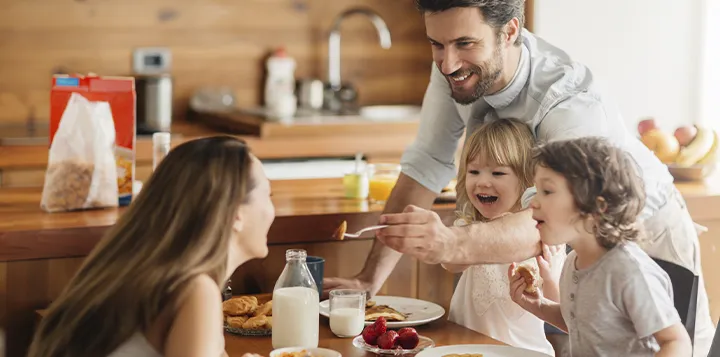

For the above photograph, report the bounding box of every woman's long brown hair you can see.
[28,136,256,357]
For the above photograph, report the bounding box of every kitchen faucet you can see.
[325,8,392,112]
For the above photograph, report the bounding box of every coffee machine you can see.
[133,47,173,135]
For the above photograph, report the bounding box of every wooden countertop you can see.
[0,178,455,262]
[1,173,718,263]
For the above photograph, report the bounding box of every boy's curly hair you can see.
[532,137,646,249]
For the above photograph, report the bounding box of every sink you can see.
[359,105,421,121]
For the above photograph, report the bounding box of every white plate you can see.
[415,344,552,357]
[319,296,446,328]
[270,347,341,357]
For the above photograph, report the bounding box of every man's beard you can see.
[444,46,504,105]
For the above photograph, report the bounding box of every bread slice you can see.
[515,264,542,295]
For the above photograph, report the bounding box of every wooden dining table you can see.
[224,317,505,357]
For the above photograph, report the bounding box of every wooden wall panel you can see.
[0,0,430,125]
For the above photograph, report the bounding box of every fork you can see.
[343,225,389,238]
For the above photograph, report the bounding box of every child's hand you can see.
[508,263,543,314]
[537,244,563,281]
[536,244,562,302]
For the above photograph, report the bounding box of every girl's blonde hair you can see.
[28,136,256,357]
[456,118,535,222]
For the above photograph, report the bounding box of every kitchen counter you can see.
[1,174,719,262]
[0,178,456,262]
[1,176,719,357]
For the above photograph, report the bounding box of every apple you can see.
[674,125,698,147]
[377,330,399,350]
[640,129,680,163]
[638,118,658,136]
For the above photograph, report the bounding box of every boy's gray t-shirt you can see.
[560,242,681,356]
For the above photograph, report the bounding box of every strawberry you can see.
[397,328,420,349]
[397,327,416,336]
[362,325,379,345]
[372,316,387,335]
[377,330,399,350]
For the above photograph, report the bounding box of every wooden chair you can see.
[708,318,720,357]
[652,258,699,347]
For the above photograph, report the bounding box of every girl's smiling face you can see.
[465,156,522,220]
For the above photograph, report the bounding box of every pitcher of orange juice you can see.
[367,163,401,203]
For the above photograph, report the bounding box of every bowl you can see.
[269,347,342,357]
[352,335,435,355]
[667,163,716,181]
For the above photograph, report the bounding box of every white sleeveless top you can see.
[107,332,162,357]
[447,219,565,357]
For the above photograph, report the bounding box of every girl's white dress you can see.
[448,218,566,356]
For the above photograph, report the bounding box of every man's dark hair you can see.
[415,0,525,46]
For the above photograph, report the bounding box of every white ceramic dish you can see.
[319,296,446,328]
[352,334,434,355]
[269,347,342,357]
[359,105,421,121]
[415,344,552,357]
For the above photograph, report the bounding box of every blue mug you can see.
[306,256,325,296]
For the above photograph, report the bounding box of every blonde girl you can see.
[446,118,565,356]
[29,136,275,357]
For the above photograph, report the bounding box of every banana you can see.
[675,126,716,167]
[697,128,719,165]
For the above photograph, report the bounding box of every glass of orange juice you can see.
[367,163,401,204]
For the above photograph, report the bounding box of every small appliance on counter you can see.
[133,47,173,135]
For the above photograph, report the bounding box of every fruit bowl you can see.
[352,335,434,355]
[667,163,717,181]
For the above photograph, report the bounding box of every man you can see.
[323,1,715,356]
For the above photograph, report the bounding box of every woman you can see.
[28,136,275,357]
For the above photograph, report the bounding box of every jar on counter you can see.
[152,132,171,171]
[271,249,319,349]
[343,171,369,199]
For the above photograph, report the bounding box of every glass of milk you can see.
[329,289,366,338]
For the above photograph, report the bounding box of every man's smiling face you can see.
[425,7,506,104]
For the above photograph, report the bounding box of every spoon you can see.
[342,224,389,238]
[333,221,388,240]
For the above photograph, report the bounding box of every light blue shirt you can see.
[400,29,673,219]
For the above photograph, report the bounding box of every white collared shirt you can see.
[400,29,673,219]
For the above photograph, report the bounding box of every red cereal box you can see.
[50,74,136,207]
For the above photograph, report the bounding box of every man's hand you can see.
[322,276,376,300]
[375,205,457,264]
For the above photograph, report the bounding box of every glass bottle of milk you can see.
[272,249,320,349]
